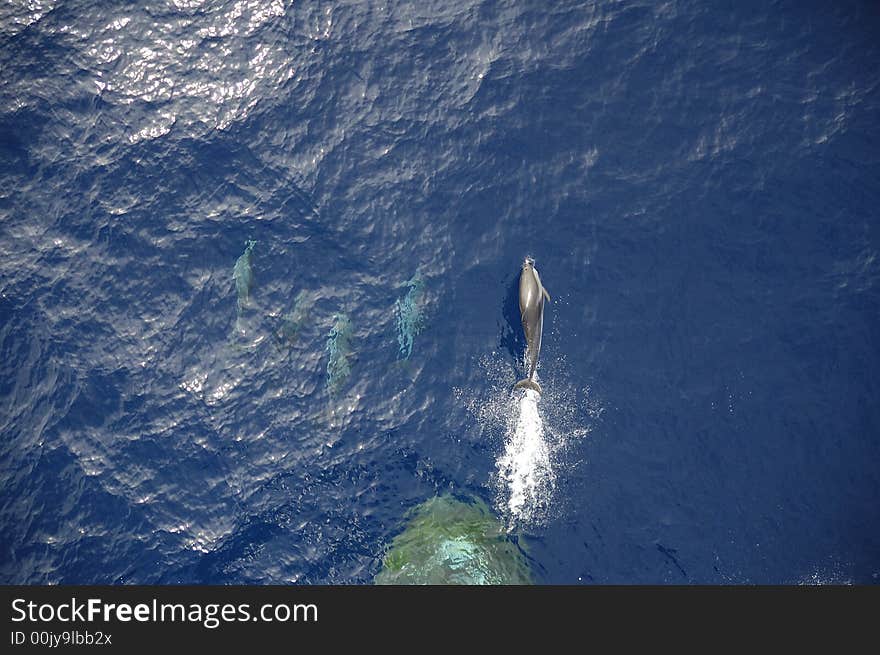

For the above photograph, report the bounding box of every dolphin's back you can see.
[518,265,545,381]
[519,267,541,316]
[523,302,543,378]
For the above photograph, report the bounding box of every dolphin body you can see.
[514,257,551,395]
[233,239,257,314]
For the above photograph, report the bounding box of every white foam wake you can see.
[454,352,600,529]
[495,388,554,523]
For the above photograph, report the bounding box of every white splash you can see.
[496,388,554,523]
[456,353,599,529]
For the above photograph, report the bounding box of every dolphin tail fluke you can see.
[514,378,542,395]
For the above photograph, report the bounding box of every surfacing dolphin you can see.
[514,256,551,395]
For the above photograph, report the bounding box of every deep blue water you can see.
[1,0,879,584]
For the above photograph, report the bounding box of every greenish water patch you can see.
[375,494,532,585]
[395,271,426,359]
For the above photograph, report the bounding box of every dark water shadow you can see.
[187,518,285,584]
[499,271,524,366]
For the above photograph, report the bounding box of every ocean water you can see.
[1,0,878,584]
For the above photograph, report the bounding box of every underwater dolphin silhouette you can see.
[514,257,550,395]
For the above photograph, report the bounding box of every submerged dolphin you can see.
[514,257,551,395]
[326,313,353,393]
[233,239,257,314]
[274,290,313,348]
[395,271,426,360]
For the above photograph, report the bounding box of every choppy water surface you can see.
[1,0,878,583]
